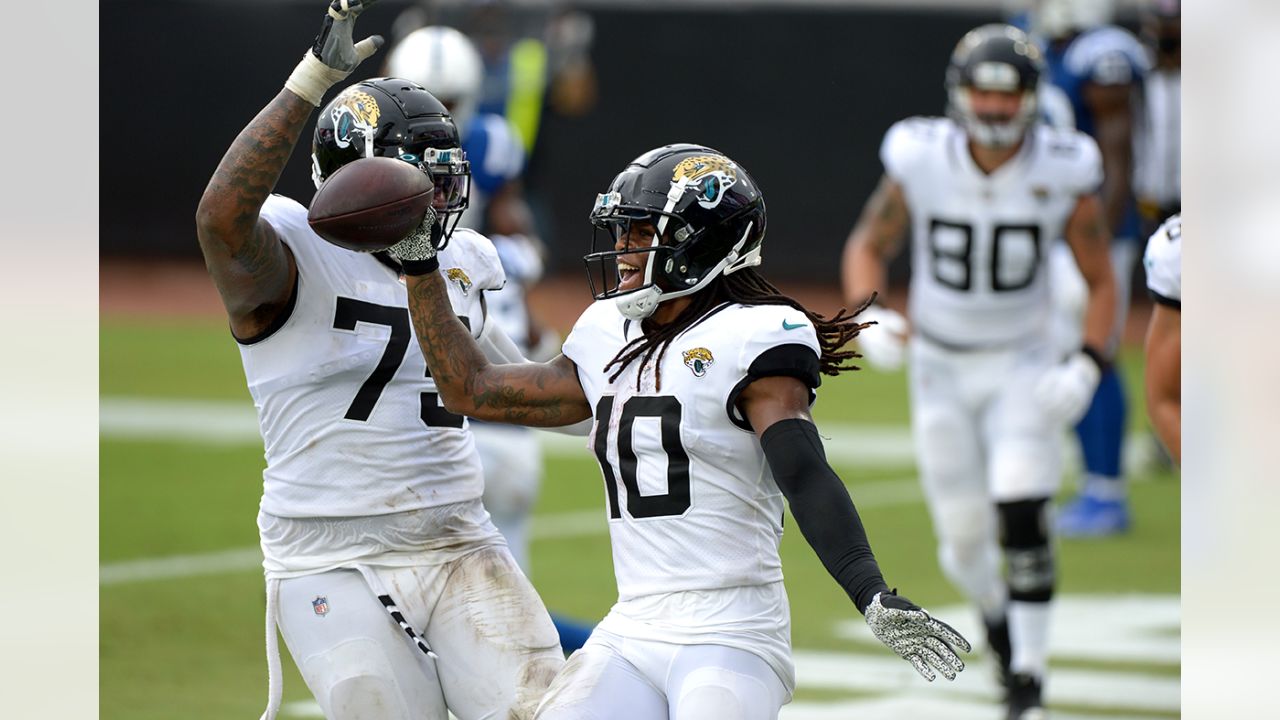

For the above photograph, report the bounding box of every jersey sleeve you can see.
[491,234,545,285]
[1062,130,1105,196]
[1143,214,1181,308]
[879,117,934,184]
[462,114,526,195]
[257,193,335,276]
[442,229,507,293]
[561,300,618,401]
[725,306,823,432]
[259,193,312,239]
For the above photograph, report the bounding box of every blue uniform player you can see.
[1023,0,1150,536]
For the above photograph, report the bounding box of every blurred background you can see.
[99,1,1180,719]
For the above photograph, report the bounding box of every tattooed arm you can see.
[406,271,593,427]
[841,174,910,307]
[194,0,383,339]
[194,90,310,339]
[1064,193,1117,353]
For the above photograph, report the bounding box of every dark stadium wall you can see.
[101,1,996,281]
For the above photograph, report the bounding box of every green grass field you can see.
[100,315,1179,719]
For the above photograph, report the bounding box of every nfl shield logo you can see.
[312,596,330,616]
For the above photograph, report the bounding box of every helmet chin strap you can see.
[614,221,754,321]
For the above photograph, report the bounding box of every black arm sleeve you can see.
[761,418,889,614]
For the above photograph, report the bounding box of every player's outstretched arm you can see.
[195,0,383,338]
[1145,303,1181,463]
[740,376,970,681]
[401,248,591,427]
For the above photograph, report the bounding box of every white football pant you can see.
[276,546,564,720]
[535,629,788,720]
[908,335,1063,617]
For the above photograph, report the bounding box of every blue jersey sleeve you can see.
[462,114,526,195]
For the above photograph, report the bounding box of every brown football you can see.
[307,157,434,252]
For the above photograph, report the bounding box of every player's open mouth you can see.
[617,260,644,291]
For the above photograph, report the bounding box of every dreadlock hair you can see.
[603,268,878,392]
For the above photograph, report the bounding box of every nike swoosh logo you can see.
[782,319,807,331]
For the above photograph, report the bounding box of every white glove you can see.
[285,1,384,106]
[1034,351,1102,426]
[856,304,908,371]
[865,591,971,681]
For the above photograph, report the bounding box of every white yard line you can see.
[99,395,1160,473]
[99,396,920,466]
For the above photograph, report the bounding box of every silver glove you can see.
[865,591,971,681]
[285,1,384,106]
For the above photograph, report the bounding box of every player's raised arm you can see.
[398,234,591,427]
[738,375,971,682]
[194,0,382,338]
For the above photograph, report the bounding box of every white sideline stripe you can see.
[99,547,264,586]
[99,479,921,587]
[100,395,1162,476]
[98,396,920,467]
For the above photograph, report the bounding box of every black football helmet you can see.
[945,24,1044,148]
[312,77,471,246]
[585,144,767,320]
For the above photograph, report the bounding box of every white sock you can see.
[1084,473,1127,501]
[1008,600,1052,677]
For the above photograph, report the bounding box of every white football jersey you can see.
[243,194,505,519]
[1143,213,1181,307]
[882,117,1103,347]
[563,300,821,600]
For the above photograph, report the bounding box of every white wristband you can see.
[284,51,350,107]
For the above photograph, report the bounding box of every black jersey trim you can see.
[1149,289,1181,311]
[233,269,300,346]
[725,343,822,432]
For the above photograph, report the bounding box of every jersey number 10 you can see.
[592,395,692,520]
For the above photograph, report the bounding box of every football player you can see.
[1028,0,1151,536]
[1142,214,1180,464]
[384,26,595,652]
[390,143,971,719]
[193,3,564,719]
[840,24,1116,720]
